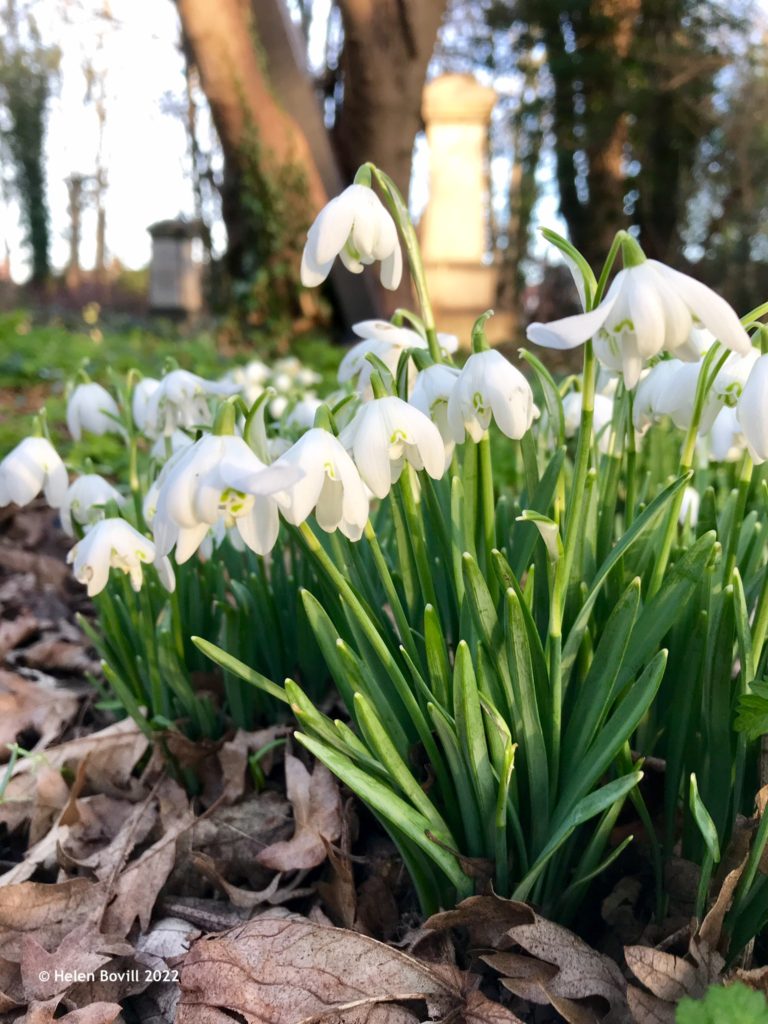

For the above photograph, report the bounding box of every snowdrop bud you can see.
[67,518,174,596]
[153,434,302,563]
[447,350,535,443]
[338,396,445,499]
[679,487,700,527]
[265,428,369,540]
[66,382,122,442]
[60,474,125,536]
[737,353,768,463]
[131,377,160,432]
[528,256,750,390]
[301,184,402,290]
[0,436,68,509]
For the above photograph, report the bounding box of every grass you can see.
[0,310,340,455]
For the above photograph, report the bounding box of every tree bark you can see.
[333,0,448,201]
[176,0,327,280]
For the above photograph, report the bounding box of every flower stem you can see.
[724,454,753,582]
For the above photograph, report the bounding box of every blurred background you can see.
[0,0,766,342]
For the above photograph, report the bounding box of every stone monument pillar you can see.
[420,74,511,345]
[148,219,203,320]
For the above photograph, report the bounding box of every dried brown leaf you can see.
[177,910,464,1024]
[0,878,106,960]
[20,638,98,676]
[19,926,131,1001]
[0,614,38,660]
[256,754,342,871]
[623,947,704,1002]
[217,726,288,805]
[626,984,676,1024]
[425,892,534,948]
[0,669,79,758]
[16,997,122,1023]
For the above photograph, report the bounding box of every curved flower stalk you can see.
[339,395,445,499]
[142,370,238,437]
[66,382,123,442]
[447,349,536,442]
[250,427,370,541]
[152,434,301,562]
[0,436,68,508]
[528,241,751,388]
[60,474,125,536]
[67,518,174,596]
[300,183,403,290]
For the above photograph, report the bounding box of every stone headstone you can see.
[420,74,513,345]
[148,219,203,318]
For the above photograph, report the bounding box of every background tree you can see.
[0,0,59,284]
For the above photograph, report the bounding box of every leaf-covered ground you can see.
[2,502,768,1023]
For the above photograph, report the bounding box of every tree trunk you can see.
[333,0,448,201]
[176,0,327,283]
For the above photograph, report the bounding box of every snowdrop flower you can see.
[143,370,238,437]
[301,183,402,290]
[67,518,174,596]
[242,428,369,540]
[131,377,160,432]
[410,364,461,469]
[339,396,445,499]
[705,406,745,463]
[737,354,768,463]
[338,320,427,399]
[66,382,122,442]
[447,350,535,443]
[562,392,615,453]
[528,255,751,389]
[0,437,68,508]
[679,487,700,527]
[153,434,301,563]
[224,361,269,406]
[60,474,125,536]
[285,397,322,432]
[269,394,290,420]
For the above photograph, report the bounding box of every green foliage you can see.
[676,983,768,1024]
[0,8,59,282]
[229,123,311,329]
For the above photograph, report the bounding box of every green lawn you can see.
[0,310,340,456]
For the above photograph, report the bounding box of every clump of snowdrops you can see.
[5,164,768,949]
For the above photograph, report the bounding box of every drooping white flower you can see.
[633,346,759,435]
[705,406,745,463]
[679,486,700,527]
[301,184,402,290]
[60,474,125,536]
[67,518,174,596]
[410,364,461,469]
[447,350,535,443]
[66,382,122,442]
[131,377,160,432]
[339,396,445,499]
[284,397,322,431]
[0,437,68,509]
[338,320,458,400]
[152,434,301,562]
[528,259,751,389]
[737,353,768,463]
[231,428,369,540]
[562,391,615,453]
[142,370,238,437]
